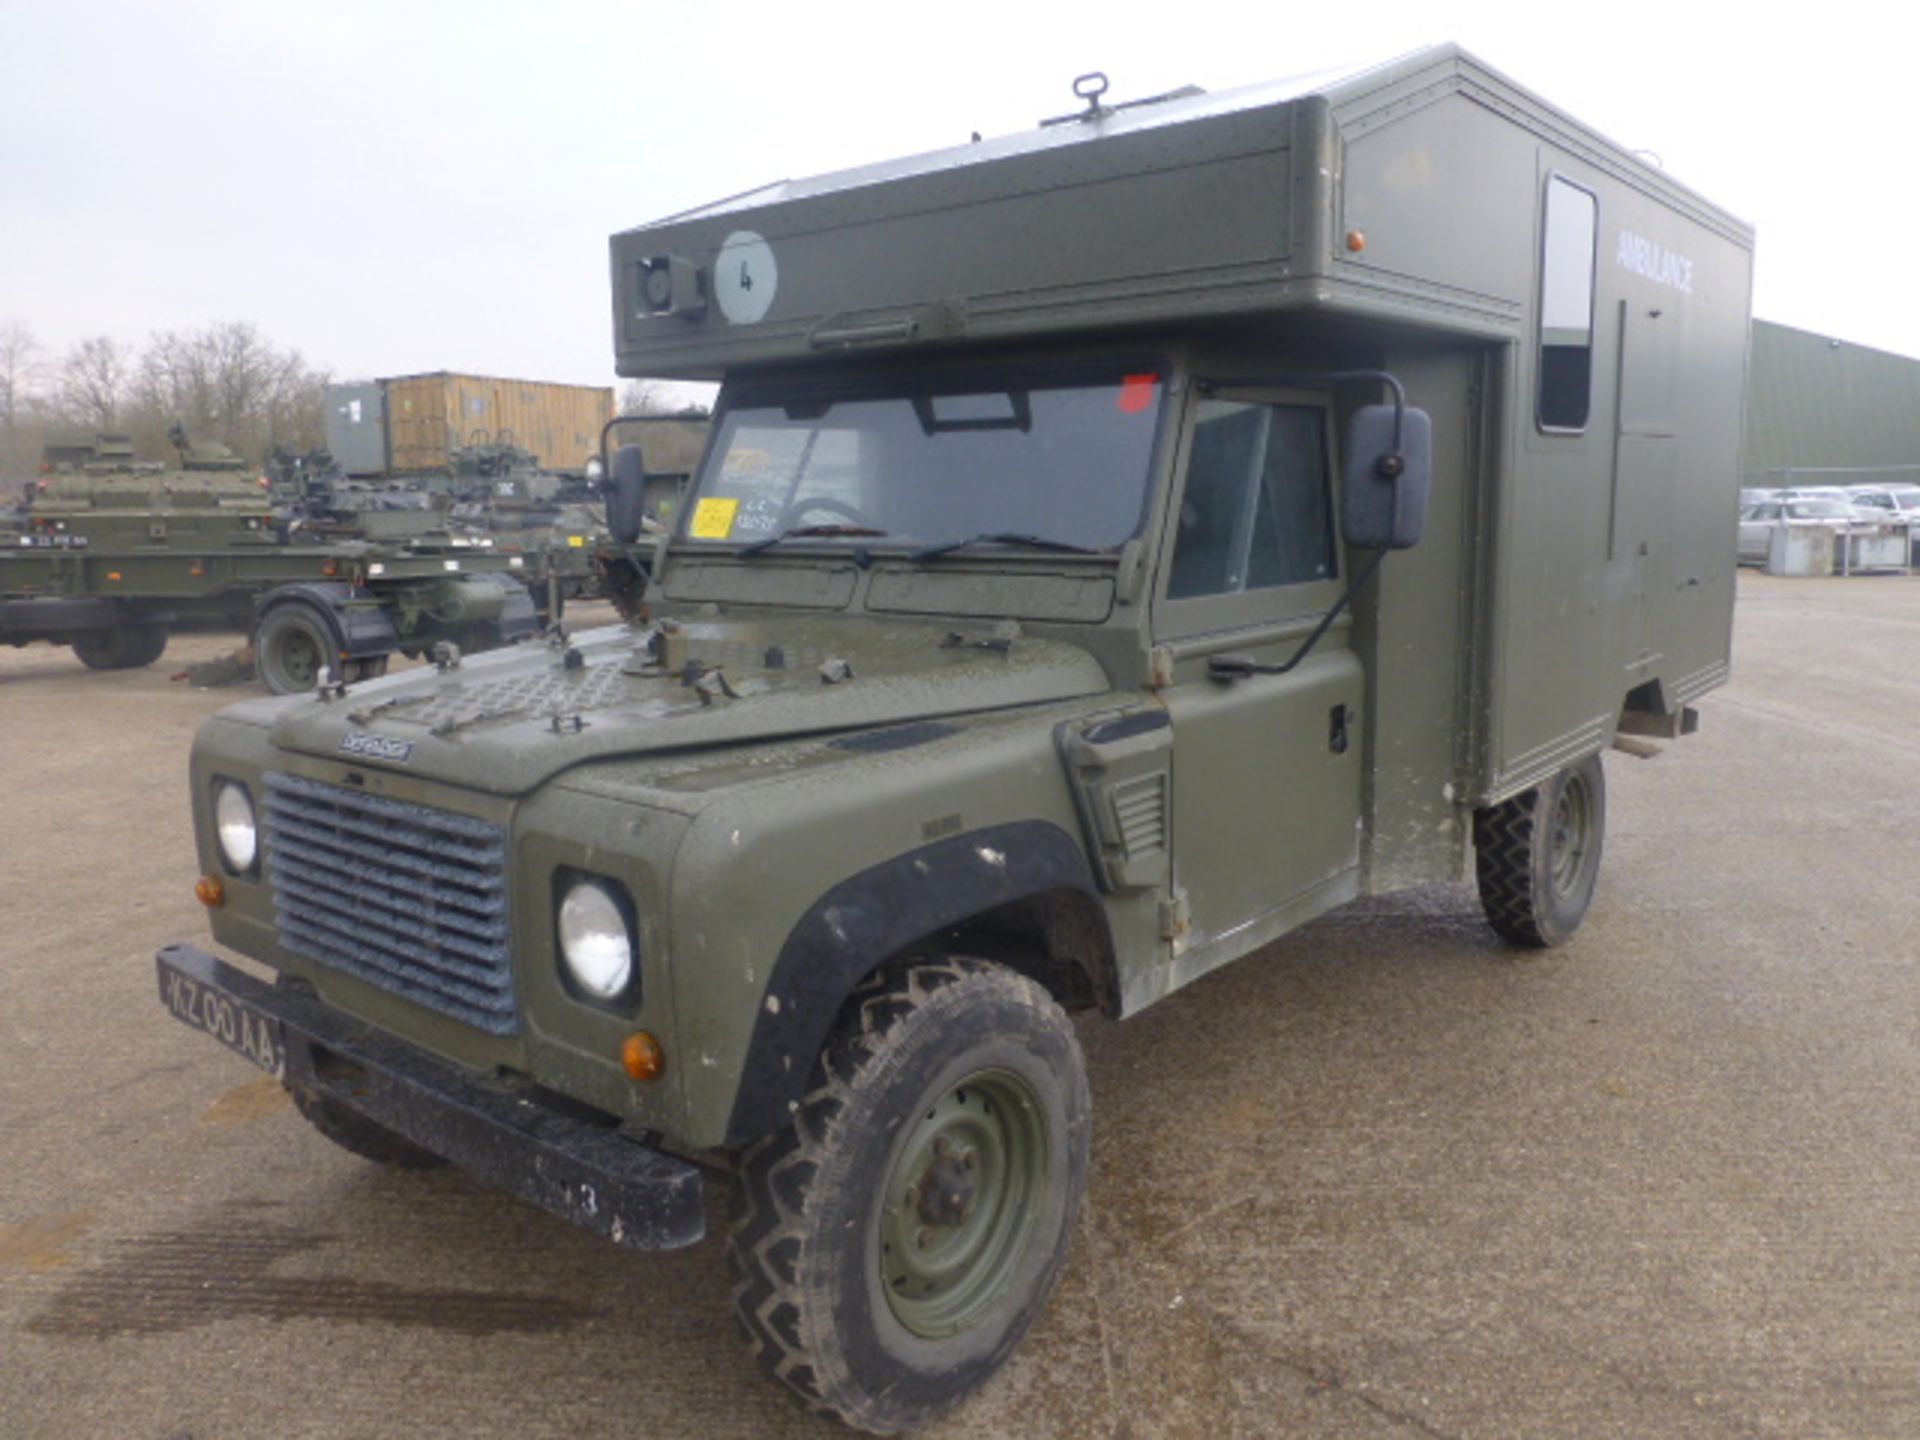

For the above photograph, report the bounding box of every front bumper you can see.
[156,943,706,1250]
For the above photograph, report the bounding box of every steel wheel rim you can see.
[273,625,323,690]
[1550,773,1593,897]
[878,1068,1048,1339]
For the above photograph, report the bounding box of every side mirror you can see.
[607,443,648,544]
[1342,403,1432,550]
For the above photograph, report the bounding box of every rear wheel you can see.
[729,957,1090,1434]
[1474,752,1607,947]
[254,602,337,694]
[72,622,168,670]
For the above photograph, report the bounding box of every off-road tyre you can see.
[1474,751,1607,947]
[287,1083,446,1169]
[728,957,1090,1435]
[72,622,168,670]
[254,602,338,695]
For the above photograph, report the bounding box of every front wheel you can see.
[729,957,1090,1435]
[1474,752,1607,947]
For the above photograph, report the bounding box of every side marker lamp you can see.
[196,875,226,908]
[622,1031,664,1082]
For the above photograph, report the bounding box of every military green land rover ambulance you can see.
[158,46,1752,1433]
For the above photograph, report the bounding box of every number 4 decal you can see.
[716,231,777,325]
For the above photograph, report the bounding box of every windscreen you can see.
[682,370,1165,551]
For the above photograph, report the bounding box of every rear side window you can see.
[1538,175,1598,432]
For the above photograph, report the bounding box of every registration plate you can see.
[158,956,285,1078]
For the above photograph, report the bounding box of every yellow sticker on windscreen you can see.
[691,497,740,539]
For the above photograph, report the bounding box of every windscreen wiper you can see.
[908,531,1101,562]
[736,523,889,558]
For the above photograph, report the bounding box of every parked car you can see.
[1845,484,1920,521]
[1741,485,1872,513]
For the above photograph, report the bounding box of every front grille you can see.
[262,773,516,1034]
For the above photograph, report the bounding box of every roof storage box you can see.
[609,66,1365,378]
[609,47,1745,380]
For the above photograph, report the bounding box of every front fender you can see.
[722,820,1103,1147]
[647,700,1143,1150]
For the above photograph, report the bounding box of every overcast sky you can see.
[3,1,1907,389]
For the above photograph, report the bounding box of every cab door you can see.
[1152,388,1365,958]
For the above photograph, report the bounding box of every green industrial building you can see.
[1747,320,1920,484]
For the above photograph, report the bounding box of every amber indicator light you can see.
[195,875,226,908]
[622,1031,664,1082]
[1345,230,1366,252]
[321,557,340,578]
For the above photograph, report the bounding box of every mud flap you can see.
[257,581,399,661]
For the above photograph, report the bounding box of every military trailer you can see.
[154,46,1751,1434]
[3,442,541,687]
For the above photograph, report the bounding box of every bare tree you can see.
[0,320,40,429]
[128,321,330,458]
[57,335,129,431]
[0,319,43,476]
[619,379,712,417]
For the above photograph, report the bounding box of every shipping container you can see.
[327,373,613,476]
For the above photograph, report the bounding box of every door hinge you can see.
[1148,644,1176,689]
[1159,887,1190,946]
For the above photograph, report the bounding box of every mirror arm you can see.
[1207,548,1389,684]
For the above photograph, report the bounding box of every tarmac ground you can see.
[3,575,1918,1439]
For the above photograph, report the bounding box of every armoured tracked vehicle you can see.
[442,438,610,611]
[156,47,1751,1433]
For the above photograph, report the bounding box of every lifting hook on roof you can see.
[1071,72,1111,121]
[1042,74,1208,127]
[1041,72,1110,127]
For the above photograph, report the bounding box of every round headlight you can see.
[558,879,634,1000]
[214,782,257,873]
